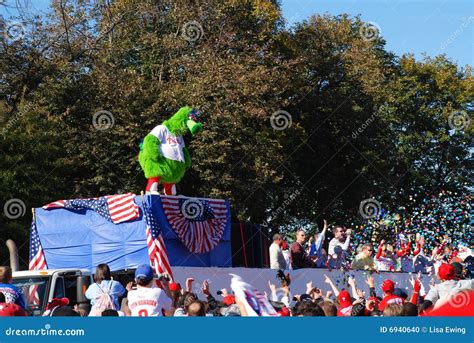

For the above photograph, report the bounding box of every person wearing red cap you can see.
[277,306,290,317]
[378,279,404,311]
[420,263,473,311]
[281,240,291,270]
[168,282,180,292]
[168,282,182,309]
[336,290,353,316]
[222,295,236,306]
[42,297,70,316]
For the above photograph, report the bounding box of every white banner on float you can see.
[171,267,436,301]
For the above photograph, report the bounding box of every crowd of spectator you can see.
[269,220,472,276]
[1,252,472,317]
[0,219,472,317]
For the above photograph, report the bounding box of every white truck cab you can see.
[12,269,92,316]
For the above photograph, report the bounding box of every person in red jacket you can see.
[375,239,396,271]
[378,279,404,311]
[396,234,415,272]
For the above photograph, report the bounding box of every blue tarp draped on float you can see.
[34,195,232,271]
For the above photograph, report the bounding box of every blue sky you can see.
[1,0,472,66]
[281,0,473,66]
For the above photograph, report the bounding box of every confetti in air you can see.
[349,191,472,254]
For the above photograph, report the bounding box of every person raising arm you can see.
[308,220,329,268]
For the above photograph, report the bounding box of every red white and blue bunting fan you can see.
[161,196,228,254]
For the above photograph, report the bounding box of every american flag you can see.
[143,199,173,287]
[43,193,139,224]
[161,196,228,254]
[29,217,47,305]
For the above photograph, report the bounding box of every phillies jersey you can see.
[149,125,185,162]
[127,287,171,317]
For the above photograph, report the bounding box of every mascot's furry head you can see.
[163,106,203,136]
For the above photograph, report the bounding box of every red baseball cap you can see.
[382,279,395,293]
[438,263,455,281]
[278,306,291,316]
[45,298,69,311]
[169,282,181,292]
[223,295,236,306]
[337,290,352,308]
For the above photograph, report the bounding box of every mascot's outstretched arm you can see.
[139,106,203,195]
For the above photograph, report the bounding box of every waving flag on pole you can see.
[29,215,47,271]
[29,213,47,305]
[143,198,173,288]
[161,196,228,253]
[43,193,139,224]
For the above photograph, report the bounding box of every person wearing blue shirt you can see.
[85,264,127,311]
[0,266,26,309]
[308,219,328,268]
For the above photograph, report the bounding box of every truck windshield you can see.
[12,276,50,315]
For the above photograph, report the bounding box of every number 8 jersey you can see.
[128,286,172,316]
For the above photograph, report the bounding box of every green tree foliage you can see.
[0,0,471,266]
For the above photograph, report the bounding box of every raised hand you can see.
[365,274,375,288]
[268,280,277,294]
[348,276,356,287]
[306,281,313,294]
[185,278,194,292]
[201,279,210,296]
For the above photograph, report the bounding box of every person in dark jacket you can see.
[290,230,315,269]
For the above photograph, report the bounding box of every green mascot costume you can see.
[139,106,203,195]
